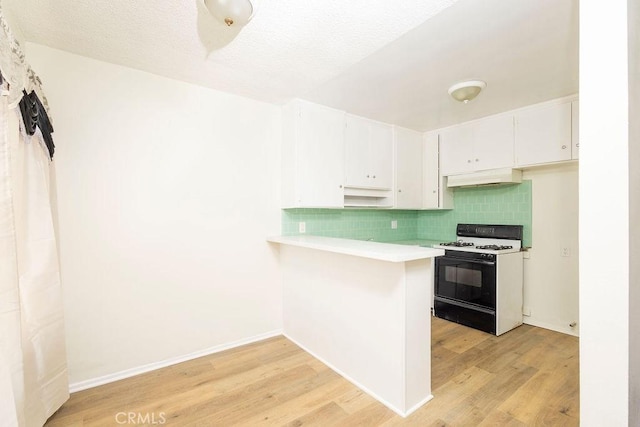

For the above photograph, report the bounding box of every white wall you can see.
[26,44,283,387]
[628,0,640,424]
[522,163,579,336]
[2,6,26,46]
[580,1,631,425]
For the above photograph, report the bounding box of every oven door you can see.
[435,252,496,310]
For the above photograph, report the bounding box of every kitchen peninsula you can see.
[268,235,444,417]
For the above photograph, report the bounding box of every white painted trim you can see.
[523,318,579,337]
[404,394,434,417]
[284,333,419,418]
[69,329,283,393]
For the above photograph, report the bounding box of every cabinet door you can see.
[369,120,394,189]
[439,123,474,175]
[422,132,439,209]
[394,127,423,209]
[515,102,572,166]
[571,100,579,159]
[472,115,514,171]
[296,103,346,207]
[344,115,371,188]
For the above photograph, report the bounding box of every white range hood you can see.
[447,168,523,188]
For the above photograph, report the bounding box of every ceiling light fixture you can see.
[448,80,487,104]
[204,0,256,27]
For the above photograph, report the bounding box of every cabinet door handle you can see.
[467,160,471,163]
[576,143,580,148]
[398,189,402,193]
[373,175,376,179]
[339,185,343,188]
[562,145,567,149]
[475,158,479,162]
[433,190,437,193]
[366,174,370,178]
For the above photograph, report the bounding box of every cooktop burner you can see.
[439,241,475,247]
[434,224,524,254]
[475,244,514,251]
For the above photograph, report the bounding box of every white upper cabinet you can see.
[515,101,572,166]
[393,127,423,209]
[472,115,515,170]
[440,115,514,176]
[439,123,474,175]
[423,131,453,210]
[281,99,345,208]
[344,115,370,188]
[344,115,393,190]
[571,100,579,159]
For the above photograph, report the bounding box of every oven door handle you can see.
[441,257,495,266]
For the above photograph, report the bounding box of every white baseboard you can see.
[69,329,283,393]
[284,333,427,418]
[523,318,579,337]
[404,394,434,417]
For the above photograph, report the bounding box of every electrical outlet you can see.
[523,307,531,316]
[391,220,397,229]
[561,247,570,257]
[299,222,306,233]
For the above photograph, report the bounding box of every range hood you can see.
[447,168,523,188]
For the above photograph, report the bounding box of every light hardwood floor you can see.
[45,318,579,426]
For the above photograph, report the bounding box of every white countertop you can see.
[267,235,444,263]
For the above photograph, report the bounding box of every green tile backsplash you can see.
[282,181,532,247]
[417,181,532,246]
[282,209,418,242]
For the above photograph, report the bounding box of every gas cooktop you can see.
[433,224,523,255]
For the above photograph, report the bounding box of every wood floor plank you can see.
[46,317,579,426]
[497,370,568,424]
[381,366,495,426]
[333,401,396,427]
[474,362,539,405]
[151,364,324,425]
[430,345,485,390]
[334,388,378,414]
[283,402,349,427]
[476,408,527,427]
[238,377,354,426]
[188,362,346,426]
[440,327,490,354]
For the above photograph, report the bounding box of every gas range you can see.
[433,224,525,336]
[432,224,523,255]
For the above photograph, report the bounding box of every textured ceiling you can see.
[2,0,457,104]
[2,0,577,131]
[305,0,579,130]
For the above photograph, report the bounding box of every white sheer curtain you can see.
[0,8,69,427]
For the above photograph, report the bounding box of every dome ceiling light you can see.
[448,80,487,104]
[204,0,256,27]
